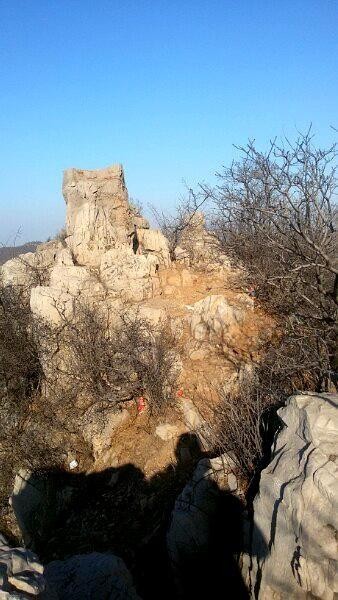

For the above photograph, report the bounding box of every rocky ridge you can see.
[0,164,269,477]
[0,165,337,599]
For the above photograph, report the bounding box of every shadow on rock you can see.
[11,433,264,599]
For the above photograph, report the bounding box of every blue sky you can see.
[0,0,337,243]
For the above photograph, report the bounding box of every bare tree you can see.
[204,129,337,388]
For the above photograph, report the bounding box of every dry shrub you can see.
[34,301,179,416]
[0,285,42,401]
[0,284,64,528]
[204,327,331,482]
[206,130,337,388]
[195,132,336,481]
[116,312,179,412]
[211,379,270,481]
[151,187,211,259]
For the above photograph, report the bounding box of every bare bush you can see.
[210,379,269,480]
[203,130,337,389]
[17,254,50,287]
[0,285,42,400]
[203,354,290,481]
[40,302,179,414]
[0,289,179,535]
[151,187,211,259]
[186,131,338,481]
[55,227,67,243]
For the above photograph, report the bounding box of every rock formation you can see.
[0,533,140,599]
[1,164,337,600]
[176,211,230,270]
[243,392,338,600]
[167,452,247,598]
[0,163,274,597]
[28,165,170,323]
[0,167,272,475]
[0,534,46,598]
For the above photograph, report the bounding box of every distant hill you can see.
[0,241,41,265]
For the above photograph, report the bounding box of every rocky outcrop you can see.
[63,164,131,267]
[0,241,62,290]
[176,212,230,270]
[43,553,140,599]
[0,535,140,599]
[63,164,170,272]
[244,392,338,600]
[0,535,46,598]
[1,162,264,479]
[167,454,245,598]
[28,165,170,323]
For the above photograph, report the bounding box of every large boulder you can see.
[0,535,140,599]
[43,553,140,599]
[244,392,338,600]
[0,535,47,598]
[167,454,245,598]
[0,252,37,289]
[188,294,245,344]
[0,241,63,290]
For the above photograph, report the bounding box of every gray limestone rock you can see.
[243,392,338,600]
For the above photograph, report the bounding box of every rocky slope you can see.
[0,164,271,478]
[0,163,273,597]
[3,392,336,599]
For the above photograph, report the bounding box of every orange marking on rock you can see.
[137,396,146,413]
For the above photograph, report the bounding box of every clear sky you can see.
[0,0,337,243]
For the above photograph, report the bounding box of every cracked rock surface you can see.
[243,392,338,600]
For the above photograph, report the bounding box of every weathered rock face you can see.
[244,392,338,600]
[63,164,132,267]
[29,164,170,323]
